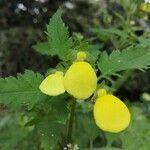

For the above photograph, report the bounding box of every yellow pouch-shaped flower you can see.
[94,90,130,133]
[64,52,97,99]
[39,52,97,99]
[39,71,65,96]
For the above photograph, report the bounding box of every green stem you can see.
[89,140,93,150]
[67,99,76,143]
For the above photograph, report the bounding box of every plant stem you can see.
[67,99,76,144]
[90,140,93,150]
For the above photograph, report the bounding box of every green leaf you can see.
[37,114,65,150]
[36,111,66,150]
[46,10,73,60]
[26,95,69,150]
[33,10,73,61]
[98,45,150,76]
[73,112,101,147]
[119,106,150,150]
[38,95,69,124]
[91,28,128,41]
[32,42,50,55]
[50,95,69,124]
[86,44,100,66]
[0,70,47,110]
[139,38,150,47]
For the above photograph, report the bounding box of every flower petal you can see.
[64,62,97,99]
[39,72,65,96]
[94,95,130,133]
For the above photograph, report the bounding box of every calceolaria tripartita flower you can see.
[64,52,97,99]
[39,52,130,133]
[94,89,130,133]
[39,71,65,96]
[39,51,97,99]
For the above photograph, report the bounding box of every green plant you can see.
[0,9,150,150]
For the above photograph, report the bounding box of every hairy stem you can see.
[67,99,76,143]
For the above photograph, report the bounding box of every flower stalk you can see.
[67,99,76,143]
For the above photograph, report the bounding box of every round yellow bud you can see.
[97,89,107,97]
[39,71,65,96]
[94,94,130,133]
[64,62,97,99]
[77,51,87,61]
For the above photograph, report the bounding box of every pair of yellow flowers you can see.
[39,52,130,133]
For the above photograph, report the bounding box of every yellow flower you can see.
[140,3,150,13]
[39,71,65,96]
[39,52,97,100]
[63,52,97,99]
[94,89,130,133]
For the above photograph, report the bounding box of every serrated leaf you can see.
[73,113,101,147]
[46,10,73,60]
[98,45,150,76]
[39,95,69,124]
[32,42,50,55]
[26,95,69,149]
[50,95,69,124]
[86,44,101,66]
[33,10,73,61]
[37,112,66,150]
[0,70,47,110]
